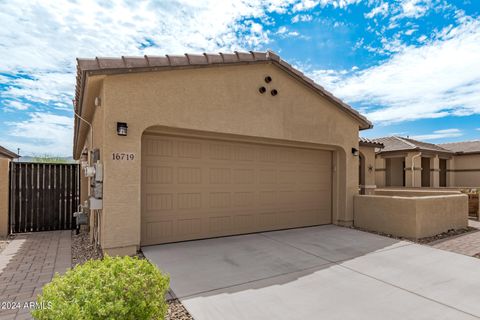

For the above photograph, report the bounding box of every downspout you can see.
[411,152,422,187]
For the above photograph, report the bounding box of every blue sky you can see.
[0,0,479,156]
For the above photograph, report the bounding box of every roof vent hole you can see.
[265,76,272,83]
[259,86,266,94]
[271,89,278,96]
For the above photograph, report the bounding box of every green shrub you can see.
[32,255,169,320]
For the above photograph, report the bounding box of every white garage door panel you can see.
[141,134,332,245]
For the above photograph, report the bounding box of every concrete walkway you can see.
[144,225,480,320]
[0,231,71,320]
[432,220,480,256]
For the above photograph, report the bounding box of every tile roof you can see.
[439,140,480,154]
[0,145,19,159]
[74,51,372,130]
[359,137,384,148]
[375,136,453,154]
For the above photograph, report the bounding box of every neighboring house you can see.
[438,140,480,188]
[0,146,19,237]
[373,136,480,188]
[73,51,372,255]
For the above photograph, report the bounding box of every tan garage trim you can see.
[141,132,333,245]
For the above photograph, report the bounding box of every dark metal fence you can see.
[9,162,80,233]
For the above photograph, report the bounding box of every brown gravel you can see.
[350,226,477,244]
[417,227,478,244]
[167,299,194,320]
[71,230,103,266]
[71,230,194,319]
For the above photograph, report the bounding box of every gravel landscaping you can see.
[167,299,194,320]
[350,226,477,244]
[72,230,103,266]
[71,230,194,320]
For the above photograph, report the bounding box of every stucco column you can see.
[446,158,454,187]
[359,146,377,195]
[430,155,440,188]
[375,156,386,188]
[0,158,10,237]
[405,152,422,187]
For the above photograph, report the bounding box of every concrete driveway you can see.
[143,225,480,320]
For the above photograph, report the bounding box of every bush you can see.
[32,255,169,320]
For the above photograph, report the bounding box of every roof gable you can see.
[375,136,453,154]
[75,51,371,130]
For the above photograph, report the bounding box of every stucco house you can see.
[73,51,374,255]
[0,145,19,237]
[374,136,480,188]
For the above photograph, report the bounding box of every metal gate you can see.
[9,162,80,233]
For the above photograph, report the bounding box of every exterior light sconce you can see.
[352,148,359,156]
[117,122,128,136]
[368,164,374,172]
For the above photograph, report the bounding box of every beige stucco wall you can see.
[354,193,468,239]
[388,157,405,187]
[0,157,10,237]
[79,63,363,254]
[450,154,480,187]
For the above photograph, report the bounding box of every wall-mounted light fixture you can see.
[352,148,359,156]
[117,122,128,136]
[368,164,374,172]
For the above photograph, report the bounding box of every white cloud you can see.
[404,29,417,35]
[2,113,73,155]
[417,34,428,42]
[291,14,313,23]
[292,0,359,12]
[276,26,301,38]
[2,73,74,109]
[410,128,462,140]
[365,2,389,19]
[397,0,432,19]
[310,16,480,124]
[2,100,29,111]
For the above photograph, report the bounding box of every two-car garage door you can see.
[141,134,332,246]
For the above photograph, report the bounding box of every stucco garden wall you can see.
[450,154,480,187]
[94,63,362,255]
[354,193,468,239]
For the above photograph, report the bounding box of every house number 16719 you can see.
[112,152,135,161]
